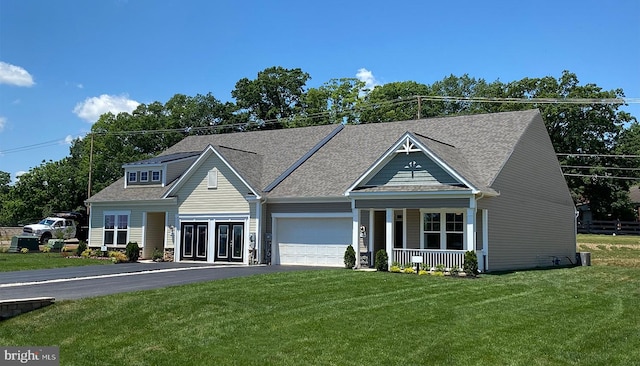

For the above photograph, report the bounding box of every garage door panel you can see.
[276,217,351,267]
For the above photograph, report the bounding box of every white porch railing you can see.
[393,249,465,270]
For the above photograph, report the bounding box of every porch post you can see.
[466,207,475,252]
[352,201,360,269]
[386,208,393,269]
[480,209,488,272]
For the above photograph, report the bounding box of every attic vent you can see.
[396,137,421,154]
[208,168,218,189]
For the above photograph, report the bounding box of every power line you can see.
[2,94,638,155]
[564,173,640,181]
[561,165,640,171]
[557,153,640,158]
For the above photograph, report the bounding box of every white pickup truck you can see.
[22,217,77,244]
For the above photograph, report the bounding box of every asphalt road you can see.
[0,263,324,300]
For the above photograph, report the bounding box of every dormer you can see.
[123,152,200,188]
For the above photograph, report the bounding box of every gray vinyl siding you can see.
[478,114,576,271]
[406,209,420,248]
[366,152,459,187]
[166,157,198,184]
[176,154,250,214]
[355,198,469,209]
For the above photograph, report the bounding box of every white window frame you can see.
[140,171,149,182]
[103,211,130,246]
[128,171,138,183]
[420,209,466,250]
[208,168,218,189]
[151,170,161,182]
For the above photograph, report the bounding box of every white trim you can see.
[481,209,488,272]
[163,145,261,199]
[402,208,407,249]
[208,168,218,189]
[347,191,475,199]
[352,202,359,268]
[271,212,353,219]
[419,209,467,251]
[368,209,374,255]
[151,170,162,182]
[102,210,131,246]
[345,132,479,195]
[86,198,177,206]
[141,212,147,249]
[385,209,393,269]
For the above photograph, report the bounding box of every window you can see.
[422,210,465,250]
[152,170,161,182]
[140,171,149,182]
[423,213,441,249]
[445,213,464,250]
[128,171,137,183]
[104,211,130,245]
[208,168,218,189]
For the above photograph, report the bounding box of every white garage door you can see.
[275,217,352,266]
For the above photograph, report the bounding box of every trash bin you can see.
[579,252,591,266]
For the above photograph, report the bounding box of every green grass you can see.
[0,252,112,272]
[1,267,639,365]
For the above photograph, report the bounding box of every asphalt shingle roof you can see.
[87,109,541,203]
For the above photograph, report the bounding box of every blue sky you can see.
[1,0,639,183]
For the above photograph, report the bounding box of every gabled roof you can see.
[87,109,542,203]
[162,145,261,199]
[122,151,200,167]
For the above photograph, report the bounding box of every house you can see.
[85,109,577,272]
[630,186,640,220]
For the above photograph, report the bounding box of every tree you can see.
[297,78,365,126]
[231,66,310,129]
[360,81,430,123]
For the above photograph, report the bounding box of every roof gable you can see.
[346,133,476,194]
[163,145,261,199]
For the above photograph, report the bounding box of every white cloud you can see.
[64,135,74,145]
[0,116,6,132]
[73,94,140,123]
[356,68,381,92]
[14,171,27,183]
[0,61,35,87]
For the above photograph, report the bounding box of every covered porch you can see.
[350,196,488,272]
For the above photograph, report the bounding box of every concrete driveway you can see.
[0,262,325,300]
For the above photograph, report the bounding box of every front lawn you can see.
[1,266,639,365]
[0,252,112,272]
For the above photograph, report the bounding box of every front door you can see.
[181,222,208,261]
[215,222,244,262]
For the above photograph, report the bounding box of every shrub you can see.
[435,263,446,273]
[108,251,128,263]
[432,271,445,277]
[449,266,460,276]
[42,246,51,253]
[343,245,356,269]
[20,247,29,254]
[76,241,88,257]
[403,267,416,274]
[463,250,479,275]
[0,247,8,253]
[390,265,402,273]
[125,242,140,262]
[152,249,164,262]
[418,269,429,276]
[374,249,388,271]
[81,249,93,258]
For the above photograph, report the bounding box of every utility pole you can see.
[87,133,94,215]
[417,96,421,119]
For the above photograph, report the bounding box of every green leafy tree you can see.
[297,78,365,126]
[232,66,310,129]
[360,81,430,123]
